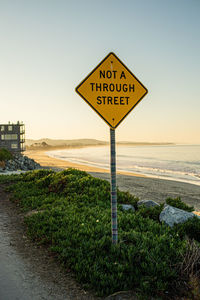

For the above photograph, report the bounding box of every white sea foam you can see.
[47,144,200,186]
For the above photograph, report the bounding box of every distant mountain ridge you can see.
[26,138,108,147]
[26,138,174,149]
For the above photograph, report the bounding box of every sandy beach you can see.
[25,149,200,210]
[24,149,145,177]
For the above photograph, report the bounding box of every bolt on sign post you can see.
[75,52,148,244]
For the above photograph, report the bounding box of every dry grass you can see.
[175,239,200,298]
[0,161,5,168]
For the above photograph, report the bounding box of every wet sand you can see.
[25,149,200,210]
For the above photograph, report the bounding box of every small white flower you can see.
[96,219,99,223]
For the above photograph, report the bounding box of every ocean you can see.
[47,144,200,186]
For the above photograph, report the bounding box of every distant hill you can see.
[25,138,108,149]
[25,138,173,150]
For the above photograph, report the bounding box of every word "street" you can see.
[97,96,129,105]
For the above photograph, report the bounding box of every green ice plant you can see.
[1,168,199,298]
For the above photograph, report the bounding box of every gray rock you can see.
[138,200,160,208]
[121,204,135,212]
[159,205,195,227]
[4,154,41,172]
[105,291,137,299]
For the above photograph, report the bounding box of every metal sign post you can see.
[75,52,148,244]
[110,128,118,244]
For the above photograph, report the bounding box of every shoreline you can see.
[24,149,146,177]
[25,146,200,187]
[24,149,200,210]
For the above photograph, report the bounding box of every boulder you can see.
[138,200,159,208]
[121,204,135,212]
[4,154,41,172]
[159,205,195,227]
[105,291,138,299]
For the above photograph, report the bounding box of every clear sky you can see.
[0,0,199,143]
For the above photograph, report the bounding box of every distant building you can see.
[0,122,25,152]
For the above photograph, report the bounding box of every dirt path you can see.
[0,183,101,300]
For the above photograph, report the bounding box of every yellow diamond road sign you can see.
[76,52,148,129]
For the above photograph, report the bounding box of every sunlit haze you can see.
[1,0,199,144]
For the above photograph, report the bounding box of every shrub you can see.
[48,170,111,206]
[0,148,13,161]
[136,203,164,222]
[0,173,24,183]
[174,217,200,243]
[2,168,199,298]
[21,169,55,182]
[166,197,194,212]
[117,189,139,207]
[25,207,185,297]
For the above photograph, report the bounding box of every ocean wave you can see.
[46,145,200,186]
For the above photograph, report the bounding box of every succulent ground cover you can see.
[0,169,200,298]
[0,148,13,161]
